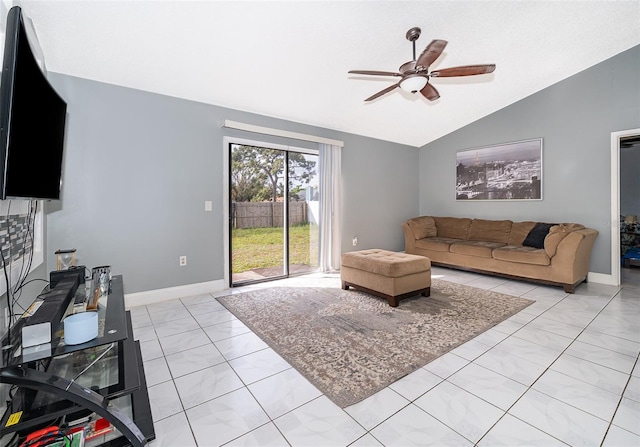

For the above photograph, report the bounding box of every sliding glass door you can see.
[288,151,319,277]
[229,143,318,286]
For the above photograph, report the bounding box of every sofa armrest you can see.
[403,222,418,254]
[551,228,599,284]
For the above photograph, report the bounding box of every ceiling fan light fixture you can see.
[399,75,428,94]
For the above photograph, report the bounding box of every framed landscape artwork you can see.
[456,138,543,201]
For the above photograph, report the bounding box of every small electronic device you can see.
[21,275,79,347]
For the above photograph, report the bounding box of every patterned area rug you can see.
[217,279,534,408]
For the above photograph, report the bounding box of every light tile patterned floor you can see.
[132,266,640,447]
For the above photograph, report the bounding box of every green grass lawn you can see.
[232,224,319,273]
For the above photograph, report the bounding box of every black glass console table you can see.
[0,275,154,446]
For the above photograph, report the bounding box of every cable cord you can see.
[2,201,42,332]
[12,200,38,300]
[18,426,71,447]
[2,201,14,336]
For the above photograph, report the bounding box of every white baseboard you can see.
[125,279,226,309]
[587,272,618,287]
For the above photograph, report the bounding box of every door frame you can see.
[222,136,319,288]
[610,127,640,286]
[223,136,288,288]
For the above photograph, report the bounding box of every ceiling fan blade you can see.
[430,64,496,77]
[364,83,400,101]
[415,39,448,70]
[348,70,402,77]
[420,83,440,101]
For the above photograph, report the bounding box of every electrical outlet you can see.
[179,256,187,266]
[352,236,358,246]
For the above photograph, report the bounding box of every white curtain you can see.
[318,143,342,272]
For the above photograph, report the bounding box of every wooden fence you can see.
[232,202,308,228]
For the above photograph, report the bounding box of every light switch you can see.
[205,201,212,211]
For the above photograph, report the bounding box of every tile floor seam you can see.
[551,352,638,395]
[360,388,432,433]
[472,411,567,447]
[413,380,508,445]
[601,365,640,444]
[529,377,627,425]
[461,321,585,442]
[492,297,631,390]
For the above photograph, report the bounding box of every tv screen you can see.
[0,6,67,200]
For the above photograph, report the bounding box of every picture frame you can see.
[456,138,543,201]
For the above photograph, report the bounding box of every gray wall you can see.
[418,45,640,275]
[46,74,418,295]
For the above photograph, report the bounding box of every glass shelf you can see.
[1,276,129,369]
[0,275,154,446]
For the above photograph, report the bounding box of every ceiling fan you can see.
[348,27,496,102]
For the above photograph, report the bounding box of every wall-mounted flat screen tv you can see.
[0,6,67,200]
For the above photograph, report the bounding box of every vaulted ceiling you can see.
[5,1,640,147]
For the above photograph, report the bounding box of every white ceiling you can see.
[7,1,640,147]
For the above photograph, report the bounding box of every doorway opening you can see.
[611,128,640,288]
[228,141,319,286]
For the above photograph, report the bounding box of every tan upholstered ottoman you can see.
[341,249,431,307]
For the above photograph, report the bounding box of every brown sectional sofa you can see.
[403,216,599,293]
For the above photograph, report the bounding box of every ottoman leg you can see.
[421,287,431,297]
[342,281,350,290]
[387,296,399,307]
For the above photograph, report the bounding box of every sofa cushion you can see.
[561,223,585,232]
[450,240,506,258]
[433,217,472,239]
[523,223,555,249]
[544,223,586,257]
[406,216,437,239]
[468,219,513,243]
[492,245,551,266]
[508,221,537,245]
[415,237,459,252]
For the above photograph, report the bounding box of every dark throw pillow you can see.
[522,222,555,249]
